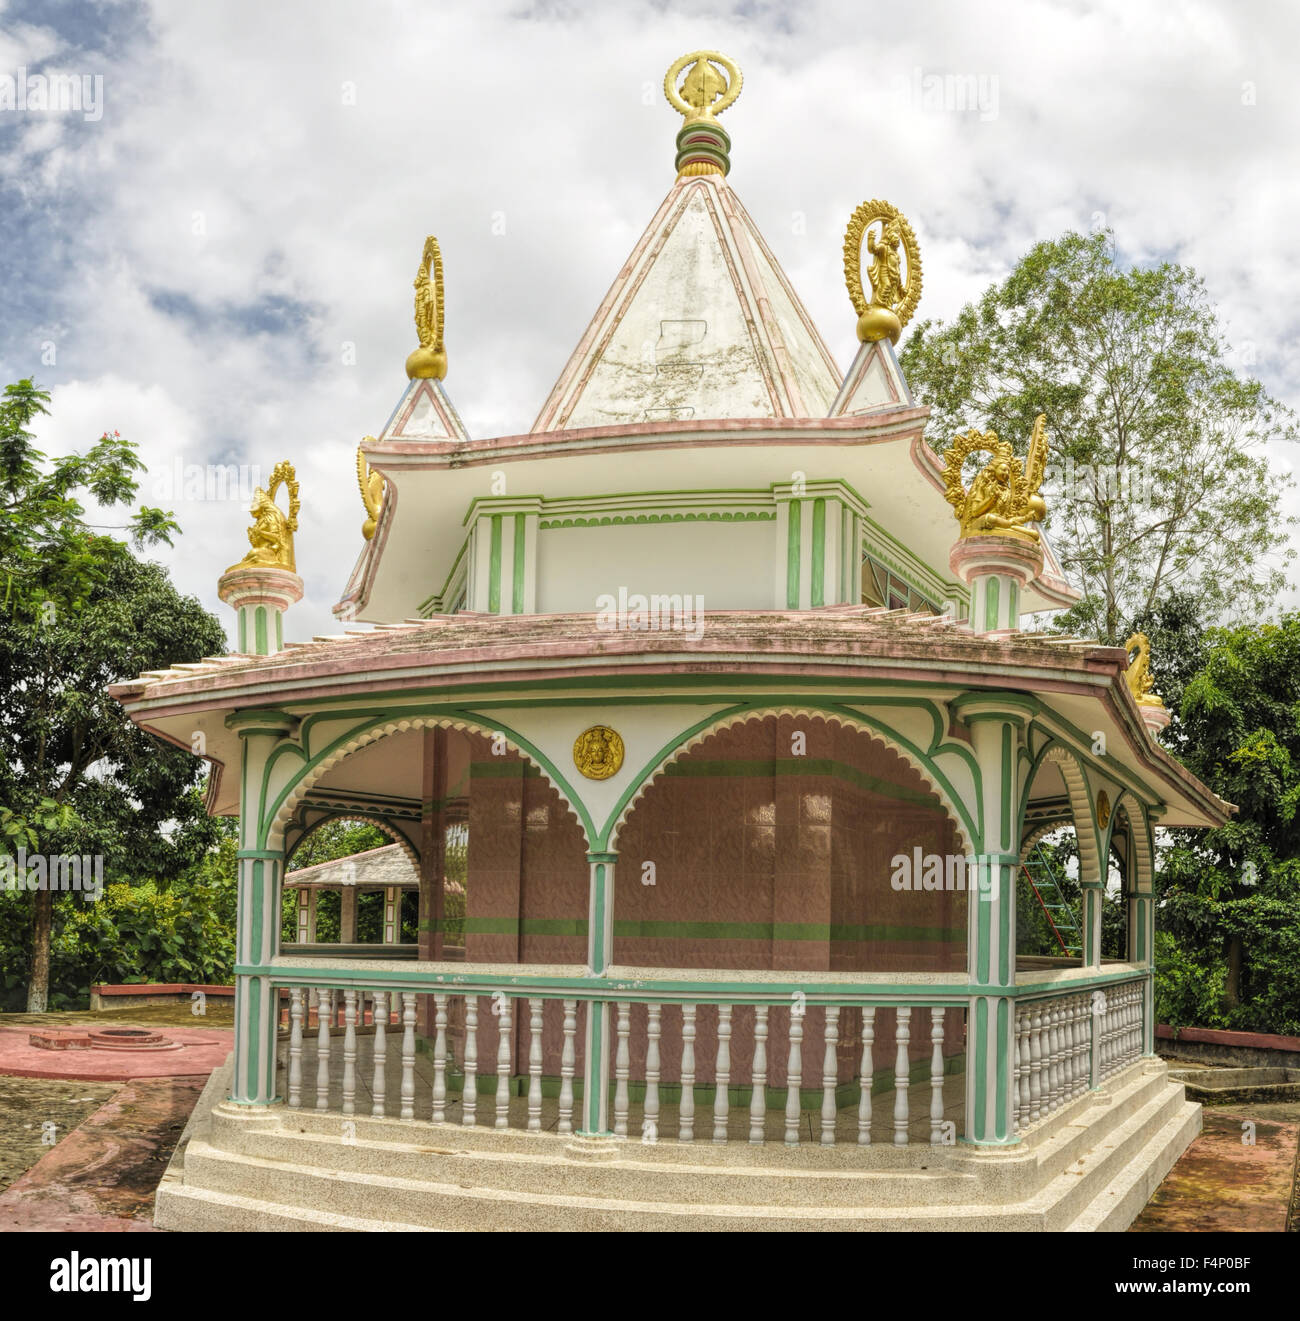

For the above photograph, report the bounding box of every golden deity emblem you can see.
[1124,634,1166,709]
[942,414,1049,542]
[843,199,923,344]
[664,51,742,123]
[573,725,625,781]
[1096,790,1111,830]
[228,460,300,573]
[357,440,384,541]
[405,235,447,381]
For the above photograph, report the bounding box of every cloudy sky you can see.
[3,0,1298,642]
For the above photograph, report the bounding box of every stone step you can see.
[174,1140,1047,1231]
[1032,1080,1197,1229]
[155,1181,435,1233]
[225,1123,982,1208]
[1061,1099,1202,1232]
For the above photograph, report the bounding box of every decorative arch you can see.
[1042,744,1103,885]
[284,810,422,874]
[265,713,590,850]
[606,705,974,854]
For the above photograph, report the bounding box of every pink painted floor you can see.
[0,1023,232,1081]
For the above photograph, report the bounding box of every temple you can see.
[112,51,1229,1231]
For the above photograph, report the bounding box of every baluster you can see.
[929,1007,946,1145]
[288,988,304,1108]
[527,998,544,1132]
[679,1004,697,1142]
[614,1002,631,1138]
[820,1006,839,1145]
[1012,1006,1022,1133]
[1028,1006,1043,1123]
[1047,1003,1060,1112]
[462,996,478,1126]
[400,992,416,1120]
[1066,998,1080,1101]
[784,1006,804,1146]
[558,999,576,1134]
[1077,996,1090,1097]
[371,991,388,1117]
[1016,1008,1030,1129]
[342,989,358,1115]
[714,1004,732,1144]
[495,997,512,1129]
[893,1007,911,1146]
[644,1004,661,1143]
[749,1005,768,1144]
[316,989,333,1111]
[857,1008,875,1145]
[431,994,448,1123]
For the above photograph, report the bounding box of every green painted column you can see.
[581,851,618,1135]
[1081,881,1105,970]
[227,709,298,1106]
[217,565,303,656]
[951,694,1031,1145]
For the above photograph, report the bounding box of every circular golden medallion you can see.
[1096,790,1111,830]
[573,725,624,781]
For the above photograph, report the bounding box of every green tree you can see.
[0,380,226,1010]
[1156,615,1300,1029]
[900,231,1296,643]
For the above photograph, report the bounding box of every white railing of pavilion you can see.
[1012,978,1145,1135]
[276,984,966,1148]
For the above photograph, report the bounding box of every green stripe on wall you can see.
[811,498,826,607]
[786,500,801,609]
[425,917,965,942]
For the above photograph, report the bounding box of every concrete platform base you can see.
[156,1054,1197,1231]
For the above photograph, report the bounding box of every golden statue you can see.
[942,414,1049,542]
[664,51,742,123]
[357,440,384,541]
[228,460,300,573]
[405,235,447,380]
[843,199,923,344]
[1124,634,1165,708]
[573,725,625,781]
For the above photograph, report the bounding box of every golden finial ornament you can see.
[1096,790,1111,830]
[664,52,742,178]
[942,413,1049,542]
[228,460,300,573]
[357,440,384,541]
[1124,634,1166,709]
[573,725,625,780]
[405,235,447,380]
[843,199,923,344]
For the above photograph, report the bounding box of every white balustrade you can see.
[400,992,416,1120]
[527,998,544,1132]
[463,996,478,1127]
[371,991,388,1117]
[929,1007,945,1144]
[558,999,577,1135]
[857,1008,875,1145]
[893,1007,911,1146]
[784,1007,803,1146]
[713,1004,732,1144]
[614,1002,631,1138]
[288,988,304,1108]
[495,997,512,1129]
[750,1005,768,1144]
[679,1004,697,1142]
[644,1004,661,1143]
[342,989,358,1115]
[820,1007,839,1145]
[432,994,448,1123]
[315,989,332,1111]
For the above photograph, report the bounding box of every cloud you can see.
[2,0,1298,640]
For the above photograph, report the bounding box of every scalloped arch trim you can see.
[607,707,971,854]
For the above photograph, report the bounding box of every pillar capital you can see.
[949,535,1043,634]
[218,564,303,655]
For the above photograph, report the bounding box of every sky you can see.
[2,0,1298,643]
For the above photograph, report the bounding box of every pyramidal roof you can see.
[531,99,842,432]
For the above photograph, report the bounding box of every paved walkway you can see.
[0,1075,208,1231]
[1131,1107,1300,1232]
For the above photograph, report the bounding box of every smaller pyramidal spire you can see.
[664,50,743,178]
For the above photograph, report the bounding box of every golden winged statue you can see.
[1124,633,1165,708]
[942,414,1049,541]
[405,235,447,380]
[663,51,743,123]
[228,460,300,573]
[357,440,384,541]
